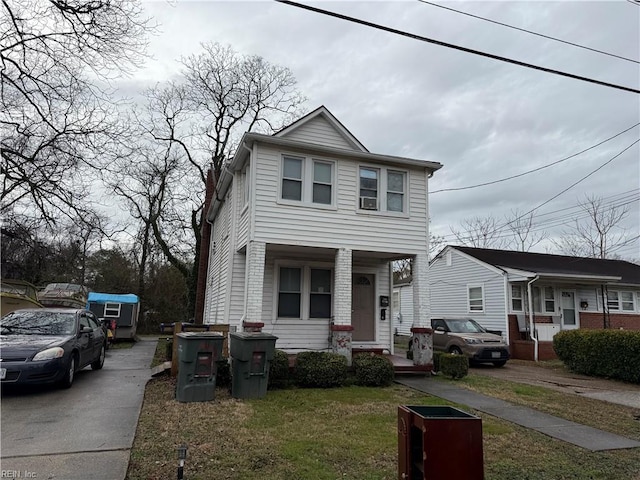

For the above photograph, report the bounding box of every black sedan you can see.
[1,308,106,388]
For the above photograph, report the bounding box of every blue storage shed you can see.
[87,293,140,340]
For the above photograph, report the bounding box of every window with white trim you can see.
[281,155,334,206]
[532,286,555,313]
[277,267,301,318]
[511,285,523,311]
[277,266,332,319]
[468,285,484,312]
[104,302,121,317]
[607,290,636,311]
[243,165,250,207]
[358,166,407,213]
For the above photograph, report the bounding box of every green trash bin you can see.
[229,332,278,399]
[175,332,225,402]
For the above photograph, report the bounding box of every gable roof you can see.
[274,106,369,152]
[450,246,640,286]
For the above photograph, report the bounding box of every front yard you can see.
[127,358,640,480]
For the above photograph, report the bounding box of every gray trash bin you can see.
[175,332,225,402]
[229,332,278,399]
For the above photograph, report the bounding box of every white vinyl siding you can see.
[430,248,507,335]
[393,284,414,337]
[279,115,356,150]
[253,144,427,255]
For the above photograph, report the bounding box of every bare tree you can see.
[114,42,306,315]
[505,209,548,252]
[450,216,506,249]
[554,195,631,259]
[1,0,150,226]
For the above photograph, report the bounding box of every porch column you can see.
[244,240,266,332]
[331,248,353,365]
[411,253,433,367]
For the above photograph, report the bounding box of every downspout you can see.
[527,276,539,362]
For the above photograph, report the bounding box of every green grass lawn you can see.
[127,345,640,480]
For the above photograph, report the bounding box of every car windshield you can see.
[445,319,486,334]
[1,311,76,335]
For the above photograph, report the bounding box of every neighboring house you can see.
[393,279,414,337]
[202,106,442,365]
[87,292,140,340]
[429,246,640,360]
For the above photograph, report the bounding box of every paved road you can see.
[1,338,157,480]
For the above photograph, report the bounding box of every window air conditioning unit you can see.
[360,197,377,210]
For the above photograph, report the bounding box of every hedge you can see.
[553,329,640,383]
[294,351,348,388]
[352,353,394,387]
[440,353,469,379]
[268,349,291,390]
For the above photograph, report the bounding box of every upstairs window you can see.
[282,156,303,201]
[387,170,406,212]
[281,155,334,206]
[359,167,378,210]
[359,166,407,213]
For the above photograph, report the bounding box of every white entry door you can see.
[560,291,579,330]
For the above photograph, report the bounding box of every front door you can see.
[560,290,579,330]
[352,274,375,341]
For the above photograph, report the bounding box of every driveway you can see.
[471,360,640,409]
[1,338,157,480]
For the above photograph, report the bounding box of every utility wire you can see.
[430,123,640,193]
[504,138,639,224]
[417,0,640,65]
[276,0,640,94]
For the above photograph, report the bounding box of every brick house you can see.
[201,106,442,365]
[429,246,640,361]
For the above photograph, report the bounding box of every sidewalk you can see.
[396,376,640,452]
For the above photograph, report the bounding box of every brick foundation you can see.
[579,312,640,330]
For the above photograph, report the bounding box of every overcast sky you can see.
[123,1,639,259]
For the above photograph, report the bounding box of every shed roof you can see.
[87,293,139,304]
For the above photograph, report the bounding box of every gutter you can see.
[527,275,540,362]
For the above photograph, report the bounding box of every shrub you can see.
[440,353,469,379]
[352,353,394,387]
[216,358,231,388]
[268,349,291,390]
[554,329,640,383]
[294,351,348,388]
[432,351,445,372]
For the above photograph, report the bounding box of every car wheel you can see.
[493,361,507,367]
[91,344,105,370]
[449,346,463,355]
[60,354,76,389]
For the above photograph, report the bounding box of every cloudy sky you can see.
[125,1,639,259]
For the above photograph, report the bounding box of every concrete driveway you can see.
[471,360,640,409]
[1,338,157,480]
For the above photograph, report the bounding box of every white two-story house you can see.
[203,106,442,365]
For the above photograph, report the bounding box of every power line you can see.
[506,138,640,223]
[417,1,640,65]
[430,123,640,194]
[276,0,640,94]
